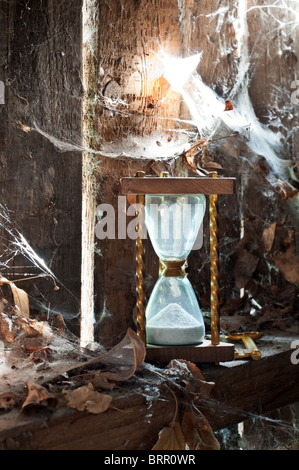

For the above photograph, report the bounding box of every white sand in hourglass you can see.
[146,303,205,346]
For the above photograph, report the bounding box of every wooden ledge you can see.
[0,335,298,450]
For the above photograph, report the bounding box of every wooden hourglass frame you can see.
[121,172,236,363]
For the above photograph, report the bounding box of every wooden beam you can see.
[121,177,236,195]
[202,338,299,430]
[0,336,298,450]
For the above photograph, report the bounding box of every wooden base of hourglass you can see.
[145,341,235,364]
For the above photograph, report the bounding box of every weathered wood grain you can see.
[0,0,83,327]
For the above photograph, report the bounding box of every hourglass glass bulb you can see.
[145,193,206,346]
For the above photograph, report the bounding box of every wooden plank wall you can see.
[0,0,83,330]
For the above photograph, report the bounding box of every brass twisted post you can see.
[159,171,169,276]
[135,171,146,344]
[209,172,220,345]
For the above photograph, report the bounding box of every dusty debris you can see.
[0,324,147,413]
[0,392,15,410]
[49,327,146,390]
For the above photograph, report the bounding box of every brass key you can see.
[226,332,264,361]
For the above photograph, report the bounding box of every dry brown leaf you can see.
[97,327,146,383]
[263,222,276,252]
[52,313,65,334]
[221,294,250,316]
[0,276,30,318]
[22,382,58,410]
[233,248,259,289]
[66,383,112,414]
[182,139,211,175]
[181,408,220,451]
[152,422,186,451]
[150,160,170,177]
[48,328,145,391]
[274,245,299,285]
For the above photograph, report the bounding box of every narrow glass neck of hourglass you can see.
[160,260,186,277]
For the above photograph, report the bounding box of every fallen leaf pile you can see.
[0,276,219,449]
[0,274,147,415]
[216,210,299,337]
[16,328,145,415]
[181,408,220,450]
[152,408,220,451]
[0,283,221,451]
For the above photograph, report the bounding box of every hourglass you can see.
[145,192,206,347]
[121,173,236,363]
